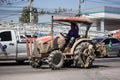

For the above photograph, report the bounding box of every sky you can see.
[0,0,120,22]
[3,0,119,10]
[33,0,120,10]
[34,0,79,9]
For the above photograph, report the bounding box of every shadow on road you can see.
[98,55,120,58]
[61,64,110,70]
[0,61,29,66]
[91,65,110,68]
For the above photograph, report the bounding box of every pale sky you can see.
[0,0,120,22]
[33,0,120,10]
[9,0,120,10]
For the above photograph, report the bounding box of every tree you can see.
[19,7,30,23]
[19,6,38,23]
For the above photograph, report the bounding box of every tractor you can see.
[26,16,105,70]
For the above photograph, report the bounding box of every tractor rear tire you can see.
[48,50,64,70]
[74,42,95,68]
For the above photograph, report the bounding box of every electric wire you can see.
[9,0,28,5]
[0,12,21,20]
[0,0,120,20]
[0,0,28,5]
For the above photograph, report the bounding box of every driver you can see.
[67,23,80,40]
[61,23,80,51]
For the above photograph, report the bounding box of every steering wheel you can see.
[60,33,67,38]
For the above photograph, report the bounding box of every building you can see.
[82,6,120,32]
[38,6,120,32]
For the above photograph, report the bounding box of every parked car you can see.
[93,37,120,57]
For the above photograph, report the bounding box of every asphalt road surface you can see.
[0,56,120,80]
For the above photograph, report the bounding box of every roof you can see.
[81,6,120,19]
[53,17,92,24]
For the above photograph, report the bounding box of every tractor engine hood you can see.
[36,36,59,44]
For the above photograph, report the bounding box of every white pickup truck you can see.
[0,30,28,63]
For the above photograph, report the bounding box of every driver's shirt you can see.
[67,26,79,38]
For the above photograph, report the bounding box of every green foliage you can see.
[19,7,30,23]
[19,6,38,23]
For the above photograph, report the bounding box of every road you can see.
[0,56,120,80]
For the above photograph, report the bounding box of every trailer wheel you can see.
[48,50,64,70]
[74,42,95,68]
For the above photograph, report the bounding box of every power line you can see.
[0,5,25,9]
[10,0,28,5]
[0,12,21,20]
[0,0,28,5]
[1,0,120,20]
[0,9,21,13]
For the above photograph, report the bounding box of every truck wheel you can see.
[30,57,42,68]
[74,42,95,68]
[48,50,64,70]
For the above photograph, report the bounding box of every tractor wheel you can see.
[30,46,42,68]
[100,45,109,58]
[48,50,64,70]
[74,42,95,68]
[30,57,42,68]
[96,43,109,58]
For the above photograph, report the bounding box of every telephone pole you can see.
[76,0,84,17]
[78,0,81,17]
[29,0,34,23]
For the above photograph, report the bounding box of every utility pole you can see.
[29,0,34,23]
[77,0,84,17]
[78,0,81,17]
